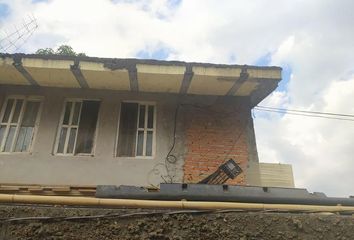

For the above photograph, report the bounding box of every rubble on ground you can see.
[0,205,353,239]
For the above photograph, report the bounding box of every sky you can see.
[0,0,353,197]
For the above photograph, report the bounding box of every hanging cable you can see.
[256,105,354,118]
[147,104,181,186]
[254,107,354,122]
[165,104,180,164]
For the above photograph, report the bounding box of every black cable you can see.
[256,106,354,118]
[147,104,181,186]
[149,102,248,185]
[0,209,214,223]
[255,108,354,122]
[165,104,180,164]
[1,207,353,223]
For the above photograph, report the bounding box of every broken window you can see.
[0,97,42,153]
[55,100,100,155]
[117,102,155,157]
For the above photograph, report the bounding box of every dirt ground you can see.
[0,204,353,240]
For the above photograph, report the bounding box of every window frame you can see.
[54,98,101,156]
[115,101,157,159]
[0,95,43,154]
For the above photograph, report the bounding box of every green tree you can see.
[35,45,86,56]
[35,48,55,55]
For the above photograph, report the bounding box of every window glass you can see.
[72,102,81,125]
[136,130,144,156]
[67,128,77,154]
[14,127,34,152]
[75,101,100,154]
[2,99,14,123]
[0,98,41,153]
[11,100,23,123]
[57,127,67,154]
[147,105,154,129]
[63,102,72,125]
[0,126,6,146]
[22,102,40,126]
[117,103,138,157]
[4,126,16,152]
[146,130,153,156]
[13,101,40,152]
[138,105,145,128]
[56,100,100,155]
[117,103,155,157]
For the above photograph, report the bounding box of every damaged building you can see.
[0,54,292,187]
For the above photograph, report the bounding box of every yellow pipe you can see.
[0,194,353,212]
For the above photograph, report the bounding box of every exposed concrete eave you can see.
[0,53,282,106]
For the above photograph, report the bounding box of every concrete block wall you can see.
[0,86,260,186]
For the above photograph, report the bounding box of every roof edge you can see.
[0,53,282,71]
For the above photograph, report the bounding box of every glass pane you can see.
[146,131,153,156]
[67,128,77,154]
[138,105,145,128]
[11,99,23,123]
[14,127,33,152]
[63,102,72,125]
[2,99,14,123]
[147,106,154,129]
[75,101,100,154]
[117,103,138,157]
[72,102,81,125]
[57,127,68,153]
[4,126,16,152]
[136,130,144,156]
[0,125,6,146]
[14,127,26,152]
[21,101,40,127]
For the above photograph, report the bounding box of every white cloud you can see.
[1,0,354,196]
[256,76,354,196]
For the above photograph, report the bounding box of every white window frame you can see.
[54,98,100,156]
[116,101,156,158]
[0,95,43,154]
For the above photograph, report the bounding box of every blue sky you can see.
[0,3,9,19]
[136,46,171,60]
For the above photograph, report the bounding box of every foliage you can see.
[35,45,86,56]
[35,48,55,55]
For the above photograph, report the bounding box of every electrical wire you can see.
[147,101,253,185]
[1,207,353,223]
[165,104,180,164]
[147,104,181,187]
[0,210,213,223]
[254,108,354,122]
[256,105,354,118]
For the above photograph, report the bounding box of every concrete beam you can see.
[70,60,89,89]
[250,79,279,107]
[128,65,139,92]
[179,64,194,94]
[226,66,249,96]
[12,57,39,86]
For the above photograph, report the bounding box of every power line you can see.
[254,108,354,122]
[256,105,354,118]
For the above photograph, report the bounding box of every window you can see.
[55,99,100,155]
[117,102,156,157]
[0,96,42,153]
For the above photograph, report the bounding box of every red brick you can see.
[183,105,249,185]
